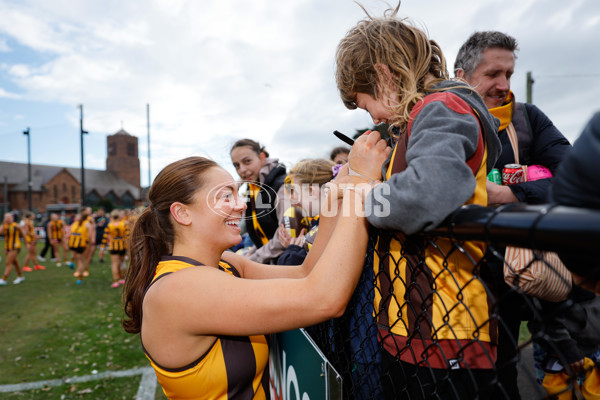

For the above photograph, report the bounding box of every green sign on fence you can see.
[269,328,342,400]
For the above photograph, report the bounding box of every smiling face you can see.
[188,167,247,249]
[230,146,266,183]
[462,47,515,109]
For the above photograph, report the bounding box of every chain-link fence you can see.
[308,203,600,399]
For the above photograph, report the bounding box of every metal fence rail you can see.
[309,203,600,400]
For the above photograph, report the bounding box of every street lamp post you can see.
[23,127,32,211]
[79,105,88,205]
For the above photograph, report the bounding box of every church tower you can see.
[106,129,140,188]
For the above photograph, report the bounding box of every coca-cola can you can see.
[502,164,525,185]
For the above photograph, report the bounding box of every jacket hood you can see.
[433,80,502,172]
[259,158,286,185]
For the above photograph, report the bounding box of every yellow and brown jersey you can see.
[143,256,270,399]
[3,222,22,251]
[23,220,36,244]
[48,220,65,240]
[68,221,88,249]
[373,91,496,370]
[102,221,127,252]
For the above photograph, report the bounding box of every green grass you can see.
[0,241,167,399]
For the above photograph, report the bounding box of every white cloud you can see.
[0,0,599,179]
[0,38,9,52]
[0,87,19,99]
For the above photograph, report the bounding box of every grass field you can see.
[0,240,533,399]
[0,241,167,399]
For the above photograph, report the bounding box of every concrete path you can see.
[517,344,547,399]
[0,366,157,400]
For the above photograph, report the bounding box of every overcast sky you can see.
[1,0,599,186]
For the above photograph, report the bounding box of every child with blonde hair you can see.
[277,158,335,265]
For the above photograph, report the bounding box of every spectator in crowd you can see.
[230,139,288,263]
[528,286,600,396]
[277,158,335,266]
[21,212,45,272]
[330,146,350,165]
[455,31,571,206]
[335,5,502,399]
[552,111,600,292]
[122,150,387,398]
[455,31,572,399]
[0,212,26,285]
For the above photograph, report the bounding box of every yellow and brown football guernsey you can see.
[48,220,65,241]
[102,221,127,252]
[373,92,497,370]
[68,221,89,249]
[142,256,270,399]
[3,222,22,251]
[23,220,35,244]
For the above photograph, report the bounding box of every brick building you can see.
[0,129,142,214]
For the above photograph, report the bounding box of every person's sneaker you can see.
[83,271,90,277]
[37,255,46,262]
[76,279,83,285]
[68,262,75,269]
[118,279,126,285]
[0,278,7,286]
[34,265,46,270]
[111,281,120,288]
[56,262,62,267]
[51,258,58,262]
[23,266,33,272]
[13,276,25,284]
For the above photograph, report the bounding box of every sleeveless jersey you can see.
[121,220,131,249]
[23,220,35,244]
[49,220,64,240]
[68,221,88,249]
[143,256,270,400]
[3,222,22,251]
[102,221,127,252]
[374,91,497,369]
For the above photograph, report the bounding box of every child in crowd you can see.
[330,146,350,165]
[335,3,502,398]
[277,158,335,265]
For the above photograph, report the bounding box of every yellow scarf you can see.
[489,92,515,131]
[248,183,269,245]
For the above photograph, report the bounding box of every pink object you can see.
[525,165,553,182]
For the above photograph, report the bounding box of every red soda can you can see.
[502,164,525,185]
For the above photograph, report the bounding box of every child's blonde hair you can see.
[289,159,335,187]
[335,4,449,131]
